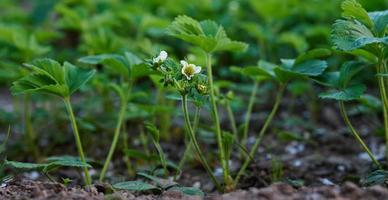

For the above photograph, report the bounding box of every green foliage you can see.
[317,61,367,101]
[113,181,160,191]
[167,15,248,53]
[332,0,388,52]
[362,170,388,186]
[11,59,95,98]
[5,156,92,173]
[319,84,366,101]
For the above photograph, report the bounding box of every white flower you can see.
[181,60,201,80]
[153,51,168,64]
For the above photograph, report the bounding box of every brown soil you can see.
[1,179,388,200]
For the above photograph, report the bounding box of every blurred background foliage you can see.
[0,0,387,166]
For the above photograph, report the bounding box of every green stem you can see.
[23,94,39,160]
[175,107,201,180]
[242,81,259,146]
[122,119,134,176]
[63,97,91,185]
[205,53,229,188]
[339,101,381,168]
[226,101,238,137]
[377,58,388,164]
[99,99,127,181]
[182,95,222,191]
[234,85,285,186]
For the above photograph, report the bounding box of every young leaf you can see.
[167,15,248,53]
[11,59,95,98]
[168,186,204,197]
[113,181,159,191]
[319,84,366,101]
[64,62,96,95]
[137,172,178,189]
[369,11,388,36]
[341,0,373,28]
[5,160,48,170]
[362,170,388,186]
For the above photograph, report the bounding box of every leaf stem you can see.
[63,97,91,185]
[377,58,388,164]
[339,101,381,168]
[175,106,201,180]
[181,95,222,191]
[100,96,128,181]
[205,53,229,189]
[241,81,259,146]
[23,94,39,161]
[226,101,238,137]
[234,85,285,186]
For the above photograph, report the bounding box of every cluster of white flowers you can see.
[153,51,201,80]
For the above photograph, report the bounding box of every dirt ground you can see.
[1,179,388,200]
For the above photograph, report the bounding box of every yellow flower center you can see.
[184,65,195,76]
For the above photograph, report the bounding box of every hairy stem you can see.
[182,95,222,191]
[205,53,229,188]
[377,57,388,164]
[176,106,201,180]
[99,99,127,181]
[23,94,39,160]
[234,85,285,186]
[339,101,381,168]
[63,97,91,185]
[122,120,134,176]
[242,81,259,146]
[226,101,238,137]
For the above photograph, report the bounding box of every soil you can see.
[1,179,388,200]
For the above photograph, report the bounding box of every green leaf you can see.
[64,62,96,95]
[295,48,332,64]
[26,59,65,84]
[167,15,247,53]
[313,72,340,87]
[113,181,159,191]
[319,84,366,101]
[144,122,160,142]
[11,59,95,98]
[341,0,373,28]
[137,172,178,189]
[369,11,388,36]
[362,170,388,186]
[45,156,92,168]
[338,61,366,87]
[275,59,328,83]
[169,186,204,197]
[78,54,123,65]
[5,160,48,170]
[331,13,388,51]
[78,54,129,80]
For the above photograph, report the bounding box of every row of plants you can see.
[0,0,387,195]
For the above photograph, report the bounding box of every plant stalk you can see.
[63,97,91,185]
[99,98,127,181]
[176,106,200,177]
[182,95,222,191]
[226,101,238,137]
[339,101,381,168]
[377,57,388,164]
[242,81,259,146]
[205,53,230,189]
[234,85,285,186]
[23,94,39,160]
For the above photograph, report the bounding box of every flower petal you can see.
[180,60,188,67]
[194,66,201,74]
[159,51,168,61]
